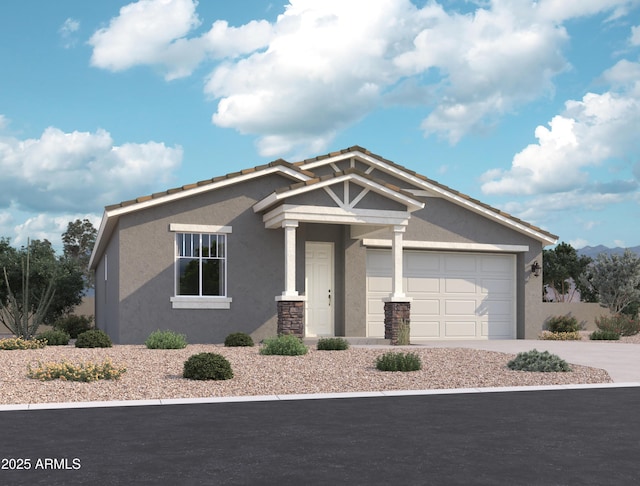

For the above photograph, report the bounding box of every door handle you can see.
[328,289,331,307]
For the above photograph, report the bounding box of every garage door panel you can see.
[445,299,477,316]
[482,320,513,338]
[481,256,512,273]
[481,278,512,294]
[444,278,476,293]
[411,299,440,315]
[444,254,477,272]
[406,277,439,293]
[483,299,513,316]
[411,320,440,338]
[445,321,477,337]
[366,250,515,340]
[368,276,391,292]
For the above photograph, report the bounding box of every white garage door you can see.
[366,250,516,340]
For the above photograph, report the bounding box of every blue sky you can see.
[1,0,639,252]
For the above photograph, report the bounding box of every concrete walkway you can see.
[408,339,640,383]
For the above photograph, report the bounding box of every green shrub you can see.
[0,337,46,350]
[589,329,621,341]
[183,352,233,380]
[53,314,93,339]
[27,358,126,382]
[317,337,350,351]
[538,330,582,341]
[507,349,571,372]
[376,351,422,372]
[145,330,188,349]
[75,329,112,348]
[595,314,640,336]
[35,329,70,346]
[260,334,308,356]
[547,315,581,333]
[224,332,254,347]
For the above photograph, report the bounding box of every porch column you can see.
[391,225,406,299]
[384,225,411,344]
[283,221,298,297]
[276,220,305,337]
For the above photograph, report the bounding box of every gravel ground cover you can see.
[0,344,616,405]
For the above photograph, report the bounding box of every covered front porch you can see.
[252,169,425,343]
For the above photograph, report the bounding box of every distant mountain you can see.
[577,245,640,259]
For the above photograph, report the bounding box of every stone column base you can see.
[277,300,305,337]
[384,301,411,345]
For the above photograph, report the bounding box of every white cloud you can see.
[59,18,80,48]
[0,125,182,213]
[570,237,590,249]
[89,0,272,80]
[12,213,102,250]
[632,25,640,45]
[0,115,7,130]
[481,62,640,196]
[89,0,640,156]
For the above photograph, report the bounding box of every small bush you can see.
[0,337,46,350]
[547,315,581,333]
[183,352,233,380]
[224,332,254,347]
[317,337,350,351]
[35,329,70,346]
[507,349,571,372]
[27,358,126,382]
[589,329,621,341]
[376,351,422,372]
[260,334,308,356]
[397,319,411,345]
[595,314,640,337]
[53,314,93,339]
[538,330,582,341]
[75,329,112,348]
[145,330,188,349]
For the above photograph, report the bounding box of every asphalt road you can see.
[1,387,639,485]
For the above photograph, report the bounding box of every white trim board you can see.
[362,239,529,253]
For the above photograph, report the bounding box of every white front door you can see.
[305,242,334,336]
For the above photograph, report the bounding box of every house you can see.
[89,146,558,344]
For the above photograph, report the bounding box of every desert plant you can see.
[396,319,411,345]
[75,329,112,348]
[0,337,46,350]
[27,358,126,382]
[224,332,254,347]
[507,349,571,372]
[317,337,350,351]
[546,315,581,333]
[589,329,621,341]
[183,352,233,380]
[595,314,640,337]
[35,329,70,346]
[145,329,188,349]
[375,351,422,372]
[53,314,93,338]
[0,239,56,340]
[260,334,308,356]
[538,330,582,341]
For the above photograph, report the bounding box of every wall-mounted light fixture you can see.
[531,261,541,277]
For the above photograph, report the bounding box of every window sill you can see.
[170,296,232,309]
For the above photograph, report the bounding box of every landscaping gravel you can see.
[0,345,613,405]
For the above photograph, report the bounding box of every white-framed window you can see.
[169,224,232,309]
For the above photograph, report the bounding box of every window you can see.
[176,233,227,297]
[169,224,232,309]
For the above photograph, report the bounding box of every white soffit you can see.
[362,239,530,253]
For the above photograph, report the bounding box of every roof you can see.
[89,145,558,269]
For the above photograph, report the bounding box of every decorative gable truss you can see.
[252,169,425,230]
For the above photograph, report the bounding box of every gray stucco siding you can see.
[111,174,294,344]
